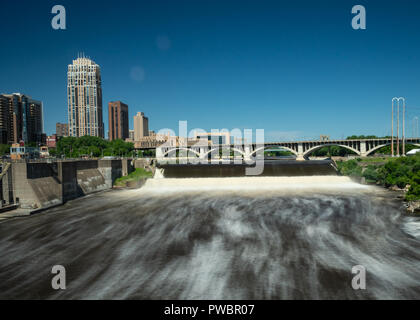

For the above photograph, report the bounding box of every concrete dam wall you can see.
[157,160,338,178]
[8,159,134,210]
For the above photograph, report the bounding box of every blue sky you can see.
[1,0,420,140]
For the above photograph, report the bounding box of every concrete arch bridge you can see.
[156,138,420,161]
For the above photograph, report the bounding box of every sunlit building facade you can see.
[67,56,104,138]
[133,112,149,141]
[56,122,69,137]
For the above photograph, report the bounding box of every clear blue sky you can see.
[1,0,420,141]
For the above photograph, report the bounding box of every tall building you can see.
[25,99,44,143]
[67,55,104,138]
[133,112,149,141]
[0,93,43,144]
[56,123,69,137]
[0,94,20,144]
[128,129,135,141]
[0,95,10,144]
[108,101,129,141]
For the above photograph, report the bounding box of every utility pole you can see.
[391,100,394,157]
[392,97,405,157]
[402,99,406,156]
[417,117,419,138]
[413,117,419,138]
[397,100,400,156]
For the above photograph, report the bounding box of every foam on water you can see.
[0,175,419,299]
[403,218,420,238]
[142,176,369,194]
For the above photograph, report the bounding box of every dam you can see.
[157,160,338,178]
[0,161,419,299]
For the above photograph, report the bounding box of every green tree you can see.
[0,144,10,156]
[54,136,134,158]
[312,146,357,157]
[363,165,379,182]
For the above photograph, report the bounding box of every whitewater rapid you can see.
[0,176,419,299]
[142,176,369,193]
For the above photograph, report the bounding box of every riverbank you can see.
[336,155,420,215]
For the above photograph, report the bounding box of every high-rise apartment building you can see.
[67,55,104,138]
[108,101,129,141]
[25,99,43,143]
[0,93,43,144]
[133,112,149,141]
[0,95,10,144]
[56,123,69,137]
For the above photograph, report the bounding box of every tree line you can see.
[50,136,135,158]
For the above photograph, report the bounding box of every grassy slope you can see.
[114,168,153,187]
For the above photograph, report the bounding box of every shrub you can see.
[406,183,420,201]
[395,177,410,189]
[363,166,379,182]
[114,168,153,187]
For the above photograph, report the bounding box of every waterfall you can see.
[0,175,419,299]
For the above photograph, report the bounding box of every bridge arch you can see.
[365,143,420,156]
[303,144,361,158]
[250,145,298,157]
[201,147,246,159]
[161,147,200,158]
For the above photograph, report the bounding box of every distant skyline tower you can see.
[67,55,104,138]
[108,101,129,141]
[133,112,149,141]
[56,122,69,137]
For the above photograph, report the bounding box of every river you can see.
[0,174,419,299]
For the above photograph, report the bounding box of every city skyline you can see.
[1,0,420,140]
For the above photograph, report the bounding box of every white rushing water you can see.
[0,175,419,299]
[142,176,370,194]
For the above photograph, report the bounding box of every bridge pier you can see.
[296,143,305,161]
[156,147,164,159]
[199,147,207,159]
[244,146,252,161]
[296,155,306,161]
[360,141,368,157]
